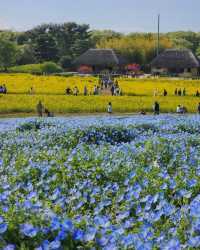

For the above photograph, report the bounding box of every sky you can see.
[0,0,200,33]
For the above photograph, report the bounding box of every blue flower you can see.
[3,245,15,250]
[84,226,97,242]
[187,179,197,188]
[49,240,61,250]
[20,223,38,238]
[163,238,180,250]
[27,191,37,199]
[50,217,61,231]
[188,236,200,247]
[0,223,7,234]
[190,200,200,218]
[97,236,109,246]
[62,219,73,232]
[56,228,67,241]
[73,228,84,241]
[116,211,130,222]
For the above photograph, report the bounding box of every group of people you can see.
[0,84,7,94]
[100,77,122,96]
[110,82,122,96]
[36,101,54,117]
[100,76,114,89]
[174,88,186,96]
[65,86,80,96]
[65,83,122,96]
[176,105,187,114]
[154,88,186,97]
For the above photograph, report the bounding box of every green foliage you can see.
[59,55,73,69]
[9,62,62,74]
[96,33,173,64]
[1,25,200,68]
[41,62,63,74]
[25,23,91,62]
[17,44,36,65]
[9,64,43,74]
[91,29,123,45]
[0,37,19,71]
[34,33,58,62]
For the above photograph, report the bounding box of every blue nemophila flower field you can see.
[1,115,200,249]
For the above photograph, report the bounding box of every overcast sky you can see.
[0,0,199,33]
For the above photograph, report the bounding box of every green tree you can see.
[17,44,36,65]
[59,55,72,69]
[0,37,18,71]
[24,22,91,62]
[34,33,58,62]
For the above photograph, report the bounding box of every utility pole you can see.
[157,14,160,56]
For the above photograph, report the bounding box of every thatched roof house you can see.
[151,49,199,76]
[74,49,126,72]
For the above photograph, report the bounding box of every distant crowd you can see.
[2,82,200,98]
[65,77,122,96]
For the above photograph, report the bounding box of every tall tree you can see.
[0,37,18,71]
[34,33,58,62]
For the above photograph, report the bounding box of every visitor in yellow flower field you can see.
[36,101,43,117]
[84,86,88,96]
[29,87,35,95]
[107,102,112,114]
[153,101,159,115]
[73,86,79,96]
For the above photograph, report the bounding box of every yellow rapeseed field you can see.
[0,73,200,115]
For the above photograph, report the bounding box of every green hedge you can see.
[9,62,63,74]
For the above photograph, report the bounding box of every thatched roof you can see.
[151,49,199,68]
[74,49,126,67]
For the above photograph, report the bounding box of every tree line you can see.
[0,22,200,72]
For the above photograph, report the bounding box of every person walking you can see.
[111,85,115,96]
[183,88,186,96]
[178,89,182,96]
[107,102,112,114]
[198,103,200,114]
[93,85,97,95]
[36,101,43,117]
[176,105,182,114]
[84,86,88,96]
[163,89,167,96]
[73,86,79,96]
[29,87,35,95]
[174,88,178,96]
[3,84,7,94]
[153,101,160,115]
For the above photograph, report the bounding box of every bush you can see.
[9,62,63,74]
[41,62,63,74]
[9,64,43,74]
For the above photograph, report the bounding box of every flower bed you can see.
[0,115,200,249]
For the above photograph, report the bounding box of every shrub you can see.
[9,62,63,74]
[41,62,63,74]
[9,64,43,74]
